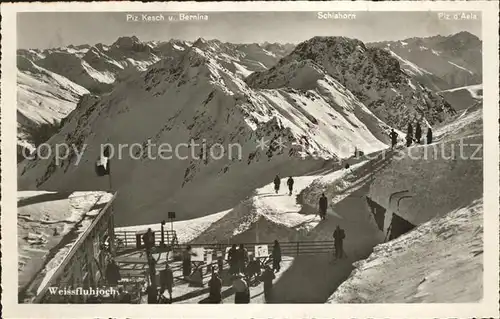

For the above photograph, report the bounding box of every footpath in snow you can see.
[116,154,390,303]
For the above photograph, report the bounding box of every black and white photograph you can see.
[1,1,499,318]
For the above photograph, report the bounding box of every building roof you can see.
[18,191,115,303]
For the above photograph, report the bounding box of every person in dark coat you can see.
[233,274,250,304]
[228,244,238,275]
[389,129,398,149]
[426,127,433,144]
[147,285,158,304]
[208,271,223,303]
[105,259,121,286]
[406,133,413,147]
[287,177,294,195]
[217,249,224,272]
[245,255,261,283]
[272,240,282,273]
[333,226,346,259]
[118,287,132,303]
[273,175,281,194]
[407,123,413,140]
[182,245,193,278]
[319,193,328,220]
[142,228,155,256]
[415,122,422,144]
[159,263,174,303]
[237,244,249,274]
[261,265,276,303]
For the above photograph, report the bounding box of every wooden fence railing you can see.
[114,227,334,256]
[114,229,178,250]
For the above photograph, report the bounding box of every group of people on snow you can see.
[390,121,433,149]
[205,240,282,303]
[318,194,347,259]
[113,223,347,304]
[144,239,282,304]
[274,175,295,195]
[273,176,331,223]
[137,187,349,305]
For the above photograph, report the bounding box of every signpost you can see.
[191,247,205,262]
[160,220,166,247]
[254,244,269,258]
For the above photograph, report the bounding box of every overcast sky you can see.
[18,11,482,49]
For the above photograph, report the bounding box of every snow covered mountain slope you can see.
[247,36,457,131]
[18,37,392,227]
[16,38,294,151]
[25,36,163,94]
[18,37,294,95]
[17,56,90,152]
[329,198,482,303]
[328,105,483,303]
[369,31,482,92]
[438,84,482,111]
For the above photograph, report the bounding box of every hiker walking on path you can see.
[159,263,174,303]
[415,122,422,144]
[389,129,398,149]
[287,177,294,195]
[407,123,413,141]
[333,226,346,259]
[274,175,281,194]
[427,127,433,144]
[261,265,276,303]
[208,271,223,303]
[228,244,238,275]
[272,240,282,273]
[319,193,328,220]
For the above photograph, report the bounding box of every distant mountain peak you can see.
[292,36,367,59]
[112,35,142,48]
[193,37,208,47]
[450,30,480,41]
